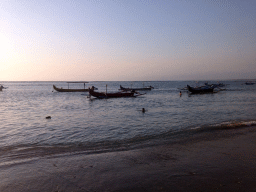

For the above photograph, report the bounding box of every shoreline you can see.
[1,126,256,191]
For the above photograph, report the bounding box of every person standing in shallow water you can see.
[179,91,182,97]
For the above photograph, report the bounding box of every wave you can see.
[1,119,256,167]
[193,120,256,131]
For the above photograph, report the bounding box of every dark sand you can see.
[1,127,256,192]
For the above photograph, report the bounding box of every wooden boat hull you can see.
[119,85,153,91]
[89,88,135,98]
[53,85,89,92]
[187,85,214,94]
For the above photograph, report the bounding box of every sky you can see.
[0,0,256,81]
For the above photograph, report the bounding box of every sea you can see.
[0,80,256,165]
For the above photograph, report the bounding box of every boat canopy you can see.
[66,81,89,83]
[66,81,89,89]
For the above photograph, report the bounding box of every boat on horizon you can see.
[245,82,255,85]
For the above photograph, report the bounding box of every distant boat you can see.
[245,82,255,85]
[89,87,141,98]
[119,85,154,91]
[187,85,214,94]
[53,82,93,92]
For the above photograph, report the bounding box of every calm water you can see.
[0,81,256,163]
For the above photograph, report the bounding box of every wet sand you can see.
[1,127,256,192]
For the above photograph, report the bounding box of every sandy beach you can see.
[1,126,256,192]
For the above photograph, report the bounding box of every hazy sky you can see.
[1,0,255,81]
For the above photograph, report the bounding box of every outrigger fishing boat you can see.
[187,85,215,94]
[119,85,154,91]
[89,86,144,99]
[53,82,91,92]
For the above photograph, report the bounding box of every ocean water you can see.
[0,80,256,164]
